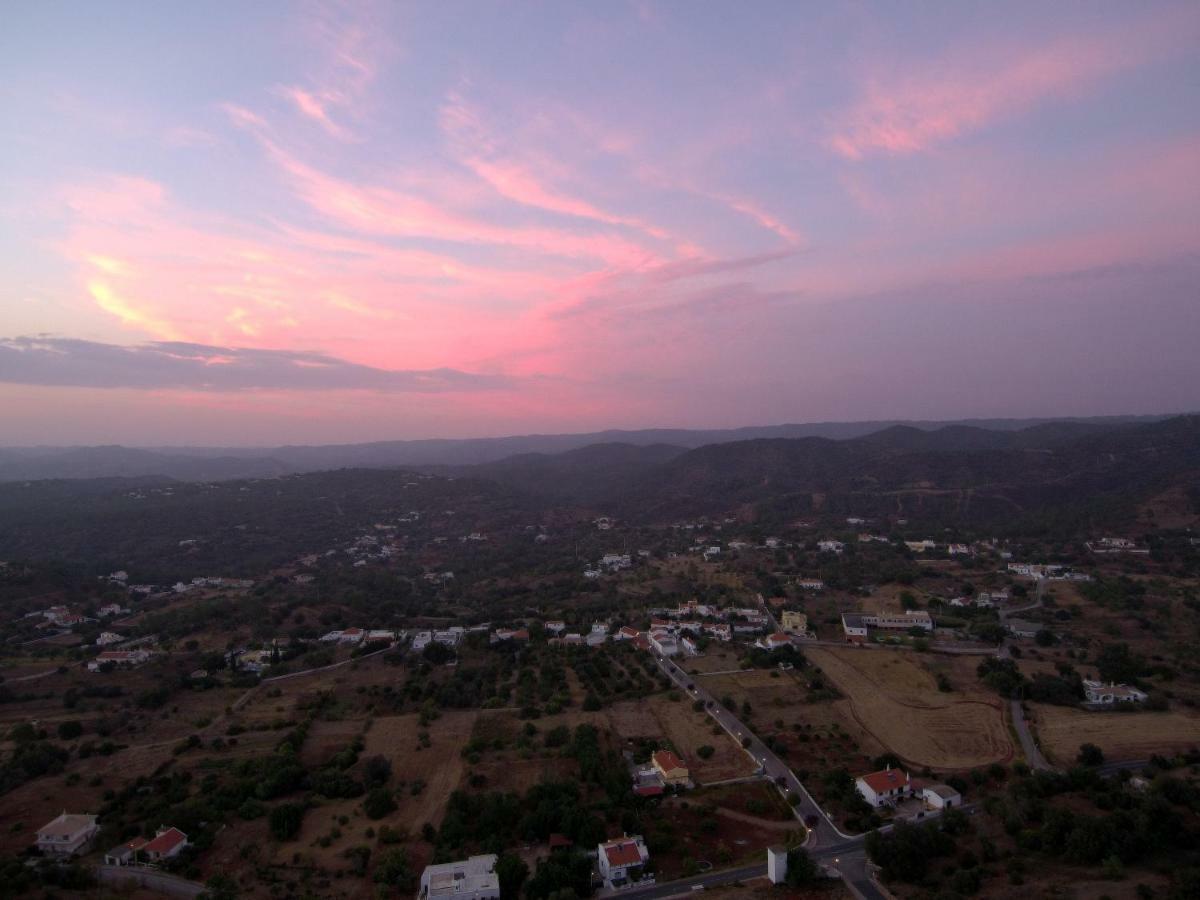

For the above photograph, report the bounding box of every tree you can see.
[363,754,392,787]
[496,851,530,899]
[785,848,822,886]
[268,802,305,840]
[56,721,83,740]
[198,873,239,900]
[696,745,715,759]
[364,787,398,819]
[1077,743,1105,767]
[374,848,416,892]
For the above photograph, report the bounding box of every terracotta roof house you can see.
[855,767,913,808]
[598,836,651,888]
[651,749,689,786]
[142,826,189,861]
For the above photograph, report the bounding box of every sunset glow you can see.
[3,1,1198,443]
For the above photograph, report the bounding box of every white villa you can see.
[419,855,500,900]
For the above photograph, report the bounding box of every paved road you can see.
[651,653,891,900]
[996,578,1055,771]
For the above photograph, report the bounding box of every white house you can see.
[142,826,189,861]
[598,835,651,888]
[35,812,99,858]
[855,768,912,808]
[419,854,500,900]
[1006,619,1040,639]
[757,631,793,651]
[95,632,124,647]
[411,631,432,651]
[648,629,678,656]
[841,614,868,641]
[817,540,845,554]
[922,784,961,810]
[1084,680,1148,704]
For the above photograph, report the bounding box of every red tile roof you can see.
[604,839,645,867]
[859,769,908,793]
[634,785,664,797]
[143,827,187,855]
[652,749,687,773]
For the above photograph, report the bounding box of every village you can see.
[2,489,1196,900]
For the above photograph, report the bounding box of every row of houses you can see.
[318,628,402,645]
[420,833,655,900]
[34,812,188,865]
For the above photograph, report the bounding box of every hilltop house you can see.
[35,813,99,858]
[598,836,651,888]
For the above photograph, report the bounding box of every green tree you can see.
[1077,743,1105,767]
[496,851,530,899]
[785,847,821,886]
[268,802,305,840]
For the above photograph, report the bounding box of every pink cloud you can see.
[281,86,355,140]
[439,93,677,245]
[829,10,1199,159]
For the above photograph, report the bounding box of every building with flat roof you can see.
[780,610,808,633]
[419,854,500,900]
[35,812,99,858]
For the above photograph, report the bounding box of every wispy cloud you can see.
[0,337,511,392]
[829,10,1198,160]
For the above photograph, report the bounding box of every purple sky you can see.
[2,1,1198,444]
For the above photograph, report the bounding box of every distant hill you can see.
[608,415,1200,527]
[0,446,291,483]
[0,413,1174,482]
[431,442,689,503]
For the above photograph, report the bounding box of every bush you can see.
[56,721,83,740]
[364,787,398,819]
[696,745,715,759]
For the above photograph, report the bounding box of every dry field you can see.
[606,696,757,782]
[362,710,478,826]
[683,648,746,674]
[1031,704,1200,765]
[805,647,1013,770]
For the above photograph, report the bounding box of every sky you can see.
[2,0,1199,446]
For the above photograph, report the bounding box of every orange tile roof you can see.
[860,769,908,793]
[652,749,686,772]
[143,828,186,855]
[604,839,644,867]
